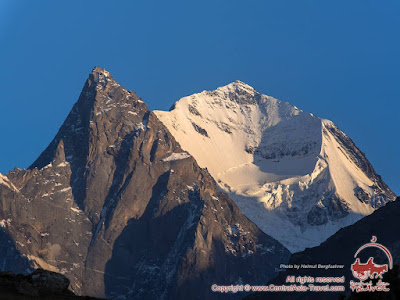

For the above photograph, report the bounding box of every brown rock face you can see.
[0,67,290,299]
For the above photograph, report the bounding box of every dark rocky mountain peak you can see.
[0,68,290,299]
[28,67,149,216]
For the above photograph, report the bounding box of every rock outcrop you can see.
[0,268,101,299]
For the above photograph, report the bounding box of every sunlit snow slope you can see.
[155,81,396,252]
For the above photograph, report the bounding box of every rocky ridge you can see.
[0,68,290,299]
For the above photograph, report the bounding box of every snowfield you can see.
[155,81,395,252]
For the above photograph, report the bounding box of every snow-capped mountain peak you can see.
[155,83,396,252]
[214,80,259,97]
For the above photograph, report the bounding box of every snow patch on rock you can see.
[162,152,191,162]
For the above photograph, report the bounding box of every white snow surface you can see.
[155,81,390,252]
[162,152,191,162]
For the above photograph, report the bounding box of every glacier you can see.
[155,80,396,252]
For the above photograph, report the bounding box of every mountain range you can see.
[0,68,289,299]
[0,67,396,299]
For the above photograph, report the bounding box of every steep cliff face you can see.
[0,68,290,299]
[155,81,396,252]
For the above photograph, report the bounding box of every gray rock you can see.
[0,67,290,299]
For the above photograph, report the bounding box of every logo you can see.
[350,236,392,293]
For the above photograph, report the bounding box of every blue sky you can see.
[0,1,399,194]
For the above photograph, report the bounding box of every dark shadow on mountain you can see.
[29,79,95,210]
[104,172,203,299]
[102,130,136,231]
[63,86,95,210]
[244,198,400,300]
[102,112,151,232]
[0,228,32,274]
[253,113,321,177]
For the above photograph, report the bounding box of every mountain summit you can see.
[155,82,396,252]
[0,69,290,299]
